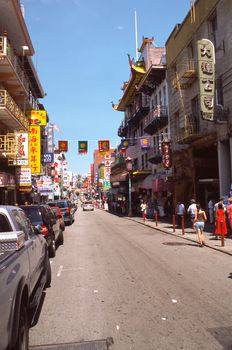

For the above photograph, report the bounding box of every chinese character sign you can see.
[197,39,215,121]
[15,132,29,165]
[46,126,54,153]
[27,110,47,126]
[29,125,41,174]
[162,141,172,169]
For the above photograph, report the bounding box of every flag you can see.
[78,141,88,154]
[98,140,110,153]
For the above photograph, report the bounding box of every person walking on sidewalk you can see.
[215,202,227,239]
[226,198,232,237]
[140,200,147,222]
[194,203,207,247]
[176,200,185,227]
[187,199,197,230]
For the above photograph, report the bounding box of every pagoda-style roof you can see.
[138,37,154,53]
[137,64,166,95]
[113,63,145,112]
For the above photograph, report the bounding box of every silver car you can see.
[82,201,94,211]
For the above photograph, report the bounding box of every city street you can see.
[29,207,232,350]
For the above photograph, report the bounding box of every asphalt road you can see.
[29,207,232,350]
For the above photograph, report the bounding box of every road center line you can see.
[57,265,63,277]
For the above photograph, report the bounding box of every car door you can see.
[11,209,39,290]
[46,206,60,242]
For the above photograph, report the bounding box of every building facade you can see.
[166,0,232,208]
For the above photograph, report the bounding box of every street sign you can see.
[43,152,54,164]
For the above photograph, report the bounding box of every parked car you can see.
[21,204,63,258]
[47,200,74,225]
[0,205,51,350]
[82,201,94,211]
[51,206,65,231]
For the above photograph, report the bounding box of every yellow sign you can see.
[29,125,41,174]
[27,110,47,126]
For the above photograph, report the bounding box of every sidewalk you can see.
[126,215,232,256]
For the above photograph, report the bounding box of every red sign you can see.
[58,140,68,152]
[98,140,110,153]
[162,141,172,169]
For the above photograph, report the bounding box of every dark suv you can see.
[21,204,63,258]
[47,200,74,225]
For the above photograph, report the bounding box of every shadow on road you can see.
[162,242,199,247]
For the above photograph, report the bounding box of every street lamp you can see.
[126,157,133,217]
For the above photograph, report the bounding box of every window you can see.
[209,12,218,48]
[216,76,224,106]
[0,214,12,232]
[163,86,166,106]
[159,91,162,105]
[141,154,144,169]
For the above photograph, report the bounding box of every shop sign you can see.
[29,126,41,174]
[27,110,47,126]
[47,125,54,153]
[12,132,29,165]
[0,172,15,187]
[16,167,31,187]
[162,141,172,169]
[140,136,151,149]
[197,39,215,121]
[43,152,54,164]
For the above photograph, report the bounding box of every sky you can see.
[23,0,191,175]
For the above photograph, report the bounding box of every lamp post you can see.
[126,157,133,217]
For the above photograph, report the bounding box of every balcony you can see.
[118,120,128,137]
[128,95,150,124]
[176,115,203,144]
[0,90,29,130]
[146,147,162,164]
[0,35,30,97]
[144,105,168,135]
[179,58,197,80]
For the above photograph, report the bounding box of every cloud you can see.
[117,25,124,31]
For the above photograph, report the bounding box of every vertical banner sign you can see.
[58,140,68,152]
[162,141,172,169]
[47,125,54,153]
[14,132,29,165]
[197,39,215,121]
[98,140,110,153]
[29,125,41,174]
[78,141,88,154]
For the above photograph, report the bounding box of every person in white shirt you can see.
[176,201,185,227]
[208,197,215,224]
[187,199,197,229]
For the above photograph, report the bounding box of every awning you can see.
[139,174,156,189]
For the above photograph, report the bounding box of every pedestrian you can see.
[208,197,215,224]
[140,200,147,222]
[215,202,227,239]
[176,200,185,227]
[194,203,207,247]
[187,199,197,230]
[226,198,232,236]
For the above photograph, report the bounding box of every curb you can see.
[125,217,232,257]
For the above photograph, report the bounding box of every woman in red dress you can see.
[226,198,232,235]
[215,202,227,238]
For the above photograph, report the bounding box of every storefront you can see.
[0,172,16,205]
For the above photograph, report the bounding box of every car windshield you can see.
[55,201,68,208]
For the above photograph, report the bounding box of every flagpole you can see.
[135,10,138,61]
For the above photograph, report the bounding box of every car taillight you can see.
[66,208,70,214]
[41,225,49,236]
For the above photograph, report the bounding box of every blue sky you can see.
[23,0,191,175]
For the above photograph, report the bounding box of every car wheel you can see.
[44,253,51,288]
[13,303,29,350]
[48,237,56,258]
